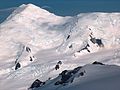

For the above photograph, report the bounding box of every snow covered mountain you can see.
[0,4,120,90]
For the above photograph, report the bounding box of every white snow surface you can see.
[0,4,120,90]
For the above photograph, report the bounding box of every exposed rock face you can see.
[15,62,21,70]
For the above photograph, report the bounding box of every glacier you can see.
[0,4,120,90]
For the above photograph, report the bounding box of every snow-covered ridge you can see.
[57,13,120,56]
[0,3,120,73]
[33,63,120,90]
[1,4,120,56]
[5,4,64,24]
[0,4,68,58]
[0,3,120,90]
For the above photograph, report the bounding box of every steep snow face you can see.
[58,13,120,55]
[0,4,69,58]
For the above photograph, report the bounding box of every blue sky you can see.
[0,0,120,15]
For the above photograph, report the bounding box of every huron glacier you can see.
[0,4,120,90]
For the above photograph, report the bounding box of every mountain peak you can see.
[5,3,63,23]
[21,3,51,15]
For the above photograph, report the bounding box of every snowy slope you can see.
[0,3,120,90]
[35,64,120,90]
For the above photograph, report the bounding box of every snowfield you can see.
[0,4,120,90]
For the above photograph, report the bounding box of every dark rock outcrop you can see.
[55,66,85,85]
[30,57,33,61]
[55,64,60,70]
[15,62,21,70]
[77,44,90,53]
[55,61,62,70]
[57,61,62,65]
[69,44,72,48]
[66,35,70,40]
[29,79,45,89]
[26,47,31,53]
[96,39,104,47]
[90,35,104,47]
[92,61,105,65]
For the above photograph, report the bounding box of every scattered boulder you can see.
[69,44,72,48]
[30,56,33,61]
[92,61,105,65]
[89,28,91,30]
[55,61,62,70]
[86,43,90,47]
[15,62,21,70]
[57,61,62,65]
[66,35,70,40]
[26,47,31,52]
[55,64,60,70]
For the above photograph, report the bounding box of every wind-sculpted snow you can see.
[33,64,120,90]
[0,3,120,90]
